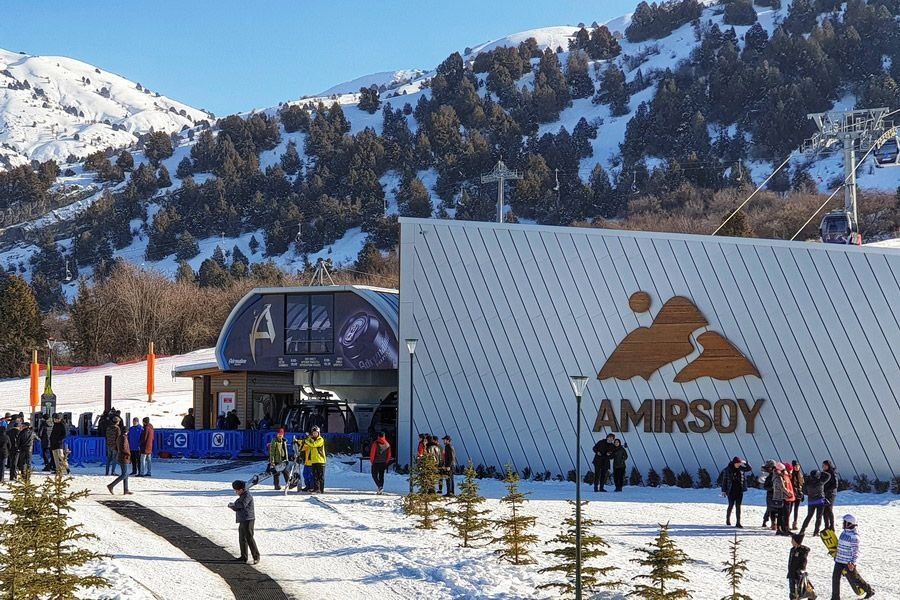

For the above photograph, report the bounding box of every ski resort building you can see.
[176,218,900,481]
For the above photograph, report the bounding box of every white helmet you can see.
[310,426,320,433]
[843,514,857,526]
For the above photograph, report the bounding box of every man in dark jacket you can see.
[0,425,9,483]
[721,456,752,528]
[49,413,68,475]
[38,415,52,471]
[592,434,616,492]
[181,408,195,430]
[369,432,392,494]
[16,422,36,479]
[441,435,457,496]
[105,415,122,476]
[7,418,20,481]
[822,460,839,530]
[228,480,260,564]
[788,533,812,599]
[106,420,132,495]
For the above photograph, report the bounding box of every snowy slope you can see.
[318,69,426,96]
[0,47,209,169]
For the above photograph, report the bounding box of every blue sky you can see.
[0,1,626,115]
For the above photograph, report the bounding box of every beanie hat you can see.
[775,462,785,471]
[791,533,805,545]
[843,514,857,526]
[732,456,742,464]
[785,463,793,472]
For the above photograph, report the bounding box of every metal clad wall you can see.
[399,218,900,480]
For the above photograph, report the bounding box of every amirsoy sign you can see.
[593,292,763,435]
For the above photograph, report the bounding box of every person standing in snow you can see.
[369,432,392,494]
[799,468,831,536]
[50,413,68,475]
[788,533,813,600]
[303,426,326,493]
[782,463,797,534]
[16,422,36,480]
[0,423,9,483]
[105,415,122,476]
[127,418,142,476]
[790,460,805,530]
[38,414,52,471]
[7,417,20,481]
[721,456,752,528]
[441,435,457,496]
[139,417,154,477]
[772,462,790,535]
[268,428,288,490]
[181,408,195,430]
[416,433,427,458]
[611,438,628,492]
[592,433,615,492]
[106,419,132,495]
[831,514,874,599]
[822,460,839,530]
[426,435,443,494]
[228,480,260,565]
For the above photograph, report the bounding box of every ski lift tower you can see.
[481,159,522,223]
[803,108,892,244]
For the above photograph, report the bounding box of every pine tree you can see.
[447,461,492,547]
[538,500,622,597]
[629,522,692,599]
[40,473,110,599]
[144,130,174,166]
[397,175,433,218]
[599,64,630,116]
[176,156,193,178]
[403,454,444,529]
[249,234,260,255]
[115,150,134,172]
[493,465,538,565]
[157,164,172,188]
[716,210,753,238]
[0,275,44,377]
[280,141,302,175]
[566,50,595,100]
[358,86,382,114]
[720,533,752,600]
[175,260,195,283]
[0,475,48,598]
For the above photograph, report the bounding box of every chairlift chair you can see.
[819,210,861,245]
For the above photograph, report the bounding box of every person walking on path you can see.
[721,456,752,528]
[228,480,260,565]
[127,418,142,476]
[790,461,805,530]
[268,429,288,490]
[16,422,36,480]
[788,533,813,600]
[181,408,195,430]
[139,418,154,477]
[369,432,392,494]
[303,427,326,493]
[831,514,874,599]
[49,413,68,475]
[0,424,9,483]
[822,460,839,530]
[611,438,628,492]
[106,420,132,495]
[799,469,831,536]
[105,415,122,476]
[441,435,457,496]
[592,433,615,492]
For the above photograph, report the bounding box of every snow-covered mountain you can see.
[0,48,210,169]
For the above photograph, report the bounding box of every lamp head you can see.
[569,375,589,397]
[406,338,418,354]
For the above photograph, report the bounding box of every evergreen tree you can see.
[0,275,44,378]
[249,234,260,255]
[176,156,193,178]
[40,473,110,599]
[197,258,230,288]
[447,461,492,548]
[538,500,622,597]
[115,150,134,172]
[358,85,382,114]
[724,0,758,25]
[0,475,47,598]
[629,522,692,599]
[174,232,200,260]
[403,453,444,529]
[720,532,752,600]
[279,104,311,133]
[785,0,818,34]
[30,272,66,313]
[212,245,228,269]
[144,130,174,166]
[566,50,595,100]
[588,25,622,60]
[280,141,302,175]
[175,260,195,283]
[157,164,172,188]
[599,64,630,116]
[493,465,538,565]
[397,175,433,218]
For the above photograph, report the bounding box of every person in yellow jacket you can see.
[303,426,326,493]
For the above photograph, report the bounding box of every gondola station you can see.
[175,217,900,482]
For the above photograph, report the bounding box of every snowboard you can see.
[820,529,867,597]
[284,455,305,494]
[247,461,287,489]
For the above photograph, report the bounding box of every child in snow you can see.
[228,479,260,565]
[787,533,814,600]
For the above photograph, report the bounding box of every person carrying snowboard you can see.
[228,480,260,565]
[268,428,289,490]
[721,456,752,528]
[830,514,874,599]
[788,533,815,600]
[302,426,326,493]
[369,432,392,494]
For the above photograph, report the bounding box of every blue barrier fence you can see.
[34,429,365,466]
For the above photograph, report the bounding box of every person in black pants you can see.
[228,480,260,565]
[441,435,457,496]
[0,425,9,483]
[800,469,831,536]
[821,460,839,530]
[721,456,753,528]
[611,438,628,492]
[7,419,20,481]
[369,432,392,494]
[592,434,615,492]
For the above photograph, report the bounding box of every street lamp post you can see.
[569,375,589,600]
[406,339,418,494]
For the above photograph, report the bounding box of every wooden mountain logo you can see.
[598,292,760,383]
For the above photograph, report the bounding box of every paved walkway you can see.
[100,500,291,600]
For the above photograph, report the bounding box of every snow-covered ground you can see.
[5,458,897,600]
[0,348,211,426]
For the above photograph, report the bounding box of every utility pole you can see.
[803,108,891,237]
[481,159,522,223]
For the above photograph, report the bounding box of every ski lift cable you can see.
[789,138,881,241]
[711,154,793,236]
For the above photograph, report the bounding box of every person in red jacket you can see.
[369,432,392,494]
[416,433,426,459]
[138,417,155,477]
